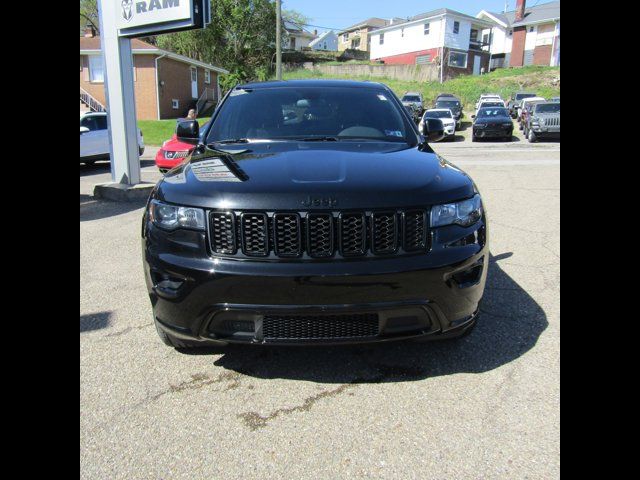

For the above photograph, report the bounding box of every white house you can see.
[309,30,338,51]
[284,21,317,51]
[369,8,495,79]
[476,0,560,69]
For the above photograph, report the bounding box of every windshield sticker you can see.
[377,94,388,101]
[385,130,403,137]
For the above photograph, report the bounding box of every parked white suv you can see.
[80,111,144,164]
[419,108,456,140]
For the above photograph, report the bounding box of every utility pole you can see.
[276,0,282,80]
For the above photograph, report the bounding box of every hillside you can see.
[279,66,560,110]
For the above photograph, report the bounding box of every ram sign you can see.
[116,0,210,37]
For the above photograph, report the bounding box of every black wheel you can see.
[528,129,537,143]
[504,134,512,142]
[472,135,477,142]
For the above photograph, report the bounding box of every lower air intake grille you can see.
[262,313,379,340]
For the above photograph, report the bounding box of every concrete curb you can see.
[93,182,155,202]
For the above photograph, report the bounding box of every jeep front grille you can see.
[208,209,430,260]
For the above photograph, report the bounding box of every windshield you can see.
[207,86,414,144]
[477,108,510,118]
[479,102,503,108]
[402,95,421,102]
[424,110,452,119]
[515,93,536,100]
[435,100,460,109]
[535,103,560,114]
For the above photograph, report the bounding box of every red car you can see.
[155,134,195,173]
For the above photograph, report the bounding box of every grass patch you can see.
[278,66,560,111]
[138,117,210,146]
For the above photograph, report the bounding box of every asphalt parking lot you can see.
[80,139,560,479]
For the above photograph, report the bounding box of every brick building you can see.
[80,27,228,120]
[476,0,560,69]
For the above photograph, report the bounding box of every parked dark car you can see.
[472,106,513,142]
[507,92,537,118]
[401,92,424,117]
[404,103,422,124]
[523,101,560,142]
[142,80,488,348]
[434,95,463,129]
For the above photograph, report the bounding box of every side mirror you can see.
[176,120,200,145]
[80,126,89,134]
[423,118,445,142]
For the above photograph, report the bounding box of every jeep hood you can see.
[156,142,475,210]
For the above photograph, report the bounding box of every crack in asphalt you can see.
[237,363,428,431]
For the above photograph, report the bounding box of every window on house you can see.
[508,29,513,36]
[448,51,467,68]
[424,23,430,35]
[416,54,431,65]
[172,99,179,109]
[205,69,211,84]
[343,33,348,42]
[379,33,384,45]
[88,55,104,83]
[401,28,404,37]
[529,26,535,32]
[453,21,460,34]
[483,33,489,45]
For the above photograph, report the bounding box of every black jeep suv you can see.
[142,80,488,348]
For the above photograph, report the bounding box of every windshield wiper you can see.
[212,138,250,145]
[298,136,339,142]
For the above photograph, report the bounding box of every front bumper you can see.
[155,151,183,170]
[142,217,489,346]
[531,125,560,136]
[473,127,513,138]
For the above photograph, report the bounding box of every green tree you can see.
[80,0,99,33]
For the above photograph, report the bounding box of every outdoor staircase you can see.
[80,87,107,113]
[195,88,217,117]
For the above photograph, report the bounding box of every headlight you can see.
[502,121,513,126]
[430,194,482,228]
[149,200,205,230]
[474,123,486,127]
[164,150,176,159]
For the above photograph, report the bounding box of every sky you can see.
[282,0,555,32]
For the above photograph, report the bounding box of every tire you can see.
[528,129,537,143]
[505,134,512,142]
[472,135,477,142]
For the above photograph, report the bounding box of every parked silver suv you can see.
[524,101,560,142]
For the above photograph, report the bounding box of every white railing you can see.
[80,87,106,112]
[195,87,217,115]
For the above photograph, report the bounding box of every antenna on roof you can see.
[504,1,508,12]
